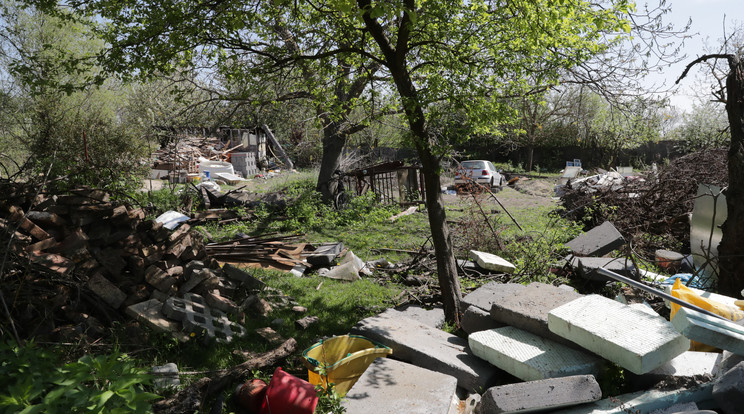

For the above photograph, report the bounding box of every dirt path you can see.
[442,176,559,211]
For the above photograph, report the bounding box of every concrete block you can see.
[87,273,126,309]
[350,309,502,392]
[565,221,624,257]
[306,242,344,267]
[475,375,601,414]
[462,282,525,311]
[548,295,690,375]
[672,306,744,356]
[570,257,637,281]
[163,293,246,343]
[343,357,458,414]
[716,351,744,377]
[469,250,516,273]
[634,351,721,388]
[462,306,505,335]
[125,299,189,342]
[713,361,744,414]
[469,327,604,382]
[221,263,265,291]
[552,382,714,414]
[648,402,699,414]
[389,304,445,329]
[489,282,582,347]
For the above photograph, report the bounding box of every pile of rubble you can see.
[152,135,228,173]
[335,225,744,414]
[0,182,306,343]
[560,148,728,255]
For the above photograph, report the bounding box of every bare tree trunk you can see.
[360,1,462,325]
[316,122,346,203]
[717,56,744,297]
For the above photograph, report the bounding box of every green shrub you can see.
[0,341,158,414]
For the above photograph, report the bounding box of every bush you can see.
[0,341,158,413]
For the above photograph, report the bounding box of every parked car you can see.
[454,160,505,189]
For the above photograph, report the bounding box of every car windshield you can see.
[461,161,486,169]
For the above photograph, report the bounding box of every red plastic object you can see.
[236,378,268,413]
[260,367,318,414]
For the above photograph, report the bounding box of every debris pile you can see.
[560,148,728,255]
[0,182,299,343]
[152,135,227,172]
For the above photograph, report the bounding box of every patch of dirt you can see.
[442,177,558,211]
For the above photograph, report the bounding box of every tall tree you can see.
[677,24,744,296]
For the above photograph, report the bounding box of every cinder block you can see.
[163,293,246,343]
[552,382,714,414]
[469,327,603,382]
[462,282,525,311]
[351,309,502,392]
[713,361,744,414]
[343,357,458,414]
[548,295,689,375]
[151,363,180,391]
[489,282,582,347]
[126,299,189,342]
[462,306,505,335]
[565,221,624,257]
[570,256,637,281]
[475,375,601,414]
[469,250,516,273]
[634,351,722,388]
[672,307,744,356]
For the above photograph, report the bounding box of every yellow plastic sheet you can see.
[670,279,744,351]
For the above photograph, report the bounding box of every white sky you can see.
[652,0,743,111]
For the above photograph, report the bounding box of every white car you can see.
[454,160,505,189]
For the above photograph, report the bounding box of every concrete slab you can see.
[350,309,502,392]
[461,282,525,311]
[570,257,637,281]
[489,282,582,347]
[565,221,625,257]
[469,327,603,382]
[633,351,721,389]
[462,306,505,335]
[389,304,445,329]
[125,299,189,342]
[469,250,516,273]
[475,375,601,414]
[548,295,690,375]
[648,402,698,414]
[716,351,744,377]
[713,361,744,414]
[672,306,744,355]
[343,357,458,414]
[552,383,714,414]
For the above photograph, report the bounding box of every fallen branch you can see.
[153,338,298,413]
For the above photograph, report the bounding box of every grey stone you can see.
[221,263,265,291]
[462,306,505,335]
[649,402,699,414]
[461,282,525,312]
[570,256,637,281]
[183,260,205,280]
[475,375,601,414]
[389,304,445,329]
[306,242,344,267]
[87,273,126,309]
[716,351,744,377]
[350,309,502,392]
[565,221,624,257]
[633,351,721,389]
[489,282,582,347]
[343,357,458,414]
[553,383,714,414]
[713,361,744,414]
[151,363,180,391]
